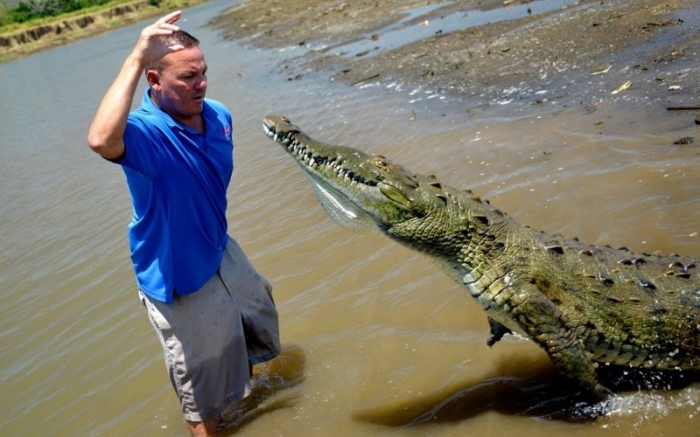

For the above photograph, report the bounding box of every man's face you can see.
[149,46,208,122]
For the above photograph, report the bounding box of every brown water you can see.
[1,1,699,435]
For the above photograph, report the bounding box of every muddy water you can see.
[1,0,699,435]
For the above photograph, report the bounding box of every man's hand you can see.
[131,10,183,67]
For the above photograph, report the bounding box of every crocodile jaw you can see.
[303,172,376,231]
[263,115,422,233]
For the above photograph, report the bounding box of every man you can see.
[87,11,280,436]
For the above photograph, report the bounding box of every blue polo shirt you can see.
[117,90,234,303]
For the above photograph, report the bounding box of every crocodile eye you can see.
[373,157,388,168]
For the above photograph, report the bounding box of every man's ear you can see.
[146,69,160,89]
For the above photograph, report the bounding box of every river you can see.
[1,0,699,435]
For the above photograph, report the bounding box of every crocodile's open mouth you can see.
[263,116,378,231]
[263,117,377,187]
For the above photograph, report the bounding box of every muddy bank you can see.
[211,0,700,109]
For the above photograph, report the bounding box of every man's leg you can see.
[186,418,220,437]
[139,282,252,435]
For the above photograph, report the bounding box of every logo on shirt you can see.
[223,126,231,140]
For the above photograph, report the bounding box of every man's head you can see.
[146,30,207,123]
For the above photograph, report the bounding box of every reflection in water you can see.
[1,0,700,435]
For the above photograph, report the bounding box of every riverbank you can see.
[0,0,205,63]
[4,0,699,114]
[211,0,700,109]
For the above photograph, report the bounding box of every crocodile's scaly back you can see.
[263,115,700,400]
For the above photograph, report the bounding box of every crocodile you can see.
[262,114,700,401]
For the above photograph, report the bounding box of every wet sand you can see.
[211,0,700,111]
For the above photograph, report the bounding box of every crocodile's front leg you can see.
[497,279,612,401]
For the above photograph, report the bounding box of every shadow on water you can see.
[219,344,307,434]
[351,353,700,427]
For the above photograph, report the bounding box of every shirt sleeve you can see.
[121,115,162,180]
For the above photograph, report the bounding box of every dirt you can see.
[210,0,700,108]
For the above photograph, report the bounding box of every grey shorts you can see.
[139,238,281,422]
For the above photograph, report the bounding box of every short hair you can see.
[145,30,200,74]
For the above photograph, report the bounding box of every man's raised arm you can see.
[87,10,183,159]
